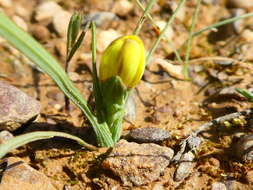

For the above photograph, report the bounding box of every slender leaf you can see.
[67,12,82,57]
[67,31,86,62]
[183,0,202,79]
[236,88,253,102]
[146,0,187,65]
[0,131,98,158]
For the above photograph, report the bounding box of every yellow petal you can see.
[99,35,145,88]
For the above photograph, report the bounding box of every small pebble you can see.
[35,1,63,21]
[211,182,227,190]
[30,24,50,41]
[85,12,118,27]
[15,5,29,18]
[97,29,121,52]
[174,151,195,181]
[129,127,170,143]
[241,29,253,42]
[52,10,72,37]
[152,183,164,190]
[112,0,134,17]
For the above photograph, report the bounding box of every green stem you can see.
[146,0,187,65]
[136,0,183,64]
[91,22,106,121]
[183,0,202,79]
[193,12,253,37]
[133,0,156,35]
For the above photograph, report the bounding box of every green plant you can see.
[0,0,252,159]
[0,4,146,157]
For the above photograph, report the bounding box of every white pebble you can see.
[52,10,72,37]
[35,1,62,21]
[97,29,121,52]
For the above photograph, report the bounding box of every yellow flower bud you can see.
[99,35,145,88]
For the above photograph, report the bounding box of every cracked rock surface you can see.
[102,140,174,186]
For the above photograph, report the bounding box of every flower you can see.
[99,35,145,88]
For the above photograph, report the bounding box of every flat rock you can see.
[0,81,40,131]
[0,157,57,190]
[102,140,174,186]
[129,127,170,143]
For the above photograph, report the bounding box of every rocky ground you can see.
[0,0,253,189]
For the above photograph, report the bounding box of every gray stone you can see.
[85,12,118,27]
[0,81,40,131]
[0,157,57,190]
[174,151,195,181]
[102,140,174,186]
[129,127,170,143]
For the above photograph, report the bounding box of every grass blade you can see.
[67,12,82,57]
[0,131,98,159]
[146,0,187,65]
[182,0,202,79]
[193,12,253,37]
[236,88,253,102]
[133,0,156,35]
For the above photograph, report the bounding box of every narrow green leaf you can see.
[236,88,253,102]
[67,13,82,57]
[0,12,114,147]
[67,31,86,62]
[91,22,105,122]
[0,131,98,159]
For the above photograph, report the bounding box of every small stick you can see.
[173,108,253,162]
